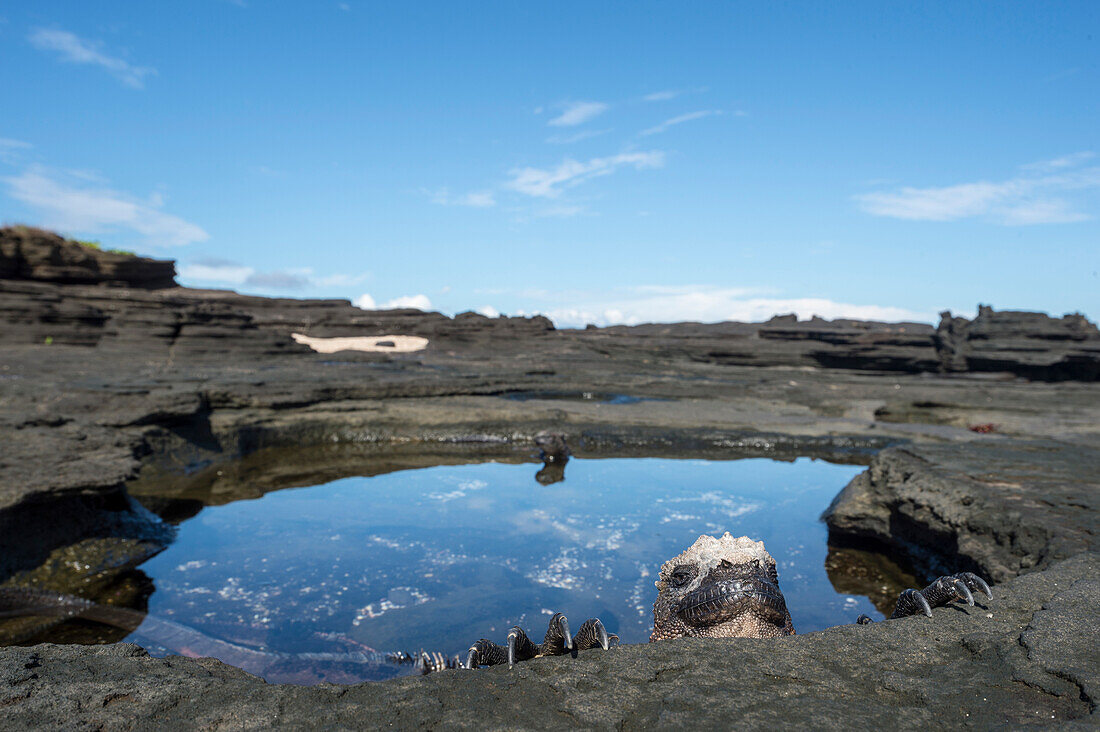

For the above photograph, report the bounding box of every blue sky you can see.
[1,2,1097,326]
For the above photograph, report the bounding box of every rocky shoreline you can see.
[1,227,1098,729]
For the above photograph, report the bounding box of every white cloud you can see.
[384,294,432,310]
[4,166,207,246]
[0,137,31,163]
[639,110,719,137]
[546,129,612,144]
[430,188,496,207]
[548,101,609,127]
[643,90,683,102]
[855,154,1100,225]
[355,293,432,311]
[503,285,931,328]
[179,259,252,284]
[642,87,708,102]
[181,259,367,291]
[314,272,370,287]
[476,305,500,318]
[1021,151,1094,172]
[506,151,664,198]
[534,204,587,218]
[244,270,310,290]
[997,199,1086,226]
[0,137,30,150]
[29,28,155,89]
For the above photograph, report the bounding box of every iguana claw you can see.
[887,571,992,620]
[465,612,618,670]
[952,578,974,606]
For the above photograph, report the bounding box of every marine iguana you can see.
[463,532,992,669]
[533,430,570,485]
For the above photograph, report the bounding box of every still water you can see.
[127,457,868,673]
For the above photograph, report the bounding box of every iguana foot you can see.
[464,612,618,669]
[857,571,992,624]
[415,651,463,674]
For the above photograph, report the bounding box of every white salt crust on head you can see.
[656,533,775,593]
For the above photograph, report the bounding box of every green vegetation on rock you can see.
[75,239,135,257]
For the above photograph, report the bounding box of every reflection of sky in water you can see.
[133,458,866,660]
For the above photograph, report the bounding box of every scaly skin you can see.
[650,533,794,640]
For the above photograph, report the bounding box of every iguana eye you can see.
[669,566,694,587]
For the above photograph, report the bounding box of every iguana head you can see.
[651,533,794,641]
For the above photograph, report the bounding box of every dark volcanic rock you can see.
[0,553,1094,729]
[937,305,1100,381]
[578,308,1100,379]
[0,226,177,288]
[824,441,1100,582]
[572,316,941,373]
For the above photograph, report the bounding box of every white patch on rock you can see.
[291,333,428,353]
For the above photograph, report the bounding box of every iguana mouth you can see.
[675,576,789,627]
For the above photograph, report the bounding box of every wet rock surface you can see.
[824,441,1100,583]
[1,226,1099,728]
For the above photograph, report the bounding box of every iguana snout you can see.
[651,533,795,640]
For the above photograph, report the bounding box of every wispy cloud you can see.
[547,101,609,127]
[29,28,155,89]
[506,151,664,198]
[0,137,31,163]
[179,258,367,291]
[430,188,496,207]
[534,204,587,218]
[4,165,207,246]
[1021,151,1094,173]
[855,154,1100,225]
[643,90,684,102]
[639,110,720,137]
[546,129,612,145]
[500,285,931,328]
[642,87,708,102]
[179,258,253,284]
[244,271,311,290]
[354,293,432,311]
